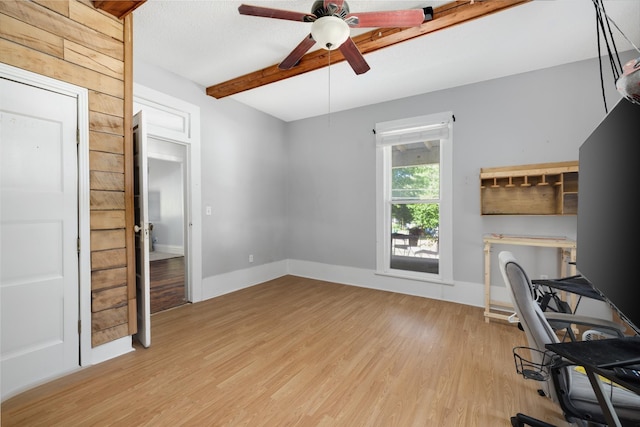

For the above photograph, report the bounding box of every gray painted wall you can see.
[134,61,288,278]
[286,52,632,285]
[135,51,632,298]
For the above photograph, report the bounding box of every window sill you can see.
[375,270,454,286]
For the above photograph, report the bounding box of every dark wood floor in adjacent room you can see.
[1,275,570,426]
[150,256,186,314]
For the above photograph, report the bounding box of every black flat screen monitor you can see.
[577,98,640,338]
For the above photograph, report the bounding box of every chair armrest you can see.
[544,312,626,338]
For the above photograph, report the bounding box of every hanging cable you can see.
[603,3,624,70]
[592,0,630,112]
[595,11,608,113]
[605,15,640,54]
[594,0,623,75]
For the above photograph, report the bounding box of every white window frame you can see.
[375,111,453,284]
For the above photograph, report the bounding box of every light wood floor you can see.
[1,276,571,426]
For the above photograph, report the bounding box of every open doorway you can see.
[147,139,188,313]
[134,82,203,333]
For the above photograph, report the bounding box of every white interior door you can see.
[133,111,151,347]
[1,78,79,399]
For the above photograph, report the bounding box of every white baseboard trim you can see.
[489,285,511,310]
[2,330,135,401]
[153,244,183,255]
[201,260,289,301]
[89,336,135,365]
[197,259,488,309]
[445,280,485,308]
[287,259,486,308]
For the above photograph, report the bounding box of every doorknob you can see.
[134,225,142,233]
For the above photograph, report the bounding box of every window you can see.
[375,112,453,283]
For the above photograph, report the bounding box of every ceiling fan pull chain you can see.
[328,48,332,127]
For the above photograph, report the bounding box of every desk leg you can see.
[484,242,491,323]
[560,248,578,316]
[568,248,577,314]
[568,248,576,276]
[585,369,622,427]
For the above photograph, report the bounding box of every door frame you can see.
[133,84,202,303]
[0,63,92,367]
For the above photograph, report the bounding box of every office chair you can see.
[498,251,640,427]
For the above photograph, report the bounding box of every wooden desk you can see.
[483,234,576,323]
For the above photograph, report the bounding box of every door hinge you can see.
[77,237,81,253]
[78,320,82,334]
[76,128,80,145]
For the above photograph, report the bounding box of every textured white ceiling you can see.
[133,0,640,122]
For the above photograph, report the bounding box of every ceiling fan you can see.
[238,0,426,75]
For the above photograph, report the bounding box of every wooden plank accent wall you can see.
[0,0,135,347]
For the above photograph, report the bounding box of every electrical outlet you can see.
[249,254,254,263]
[540,274,548,280]
[205,206,212,216]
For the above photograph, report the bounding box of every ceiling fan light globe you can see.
[311,16,350,50]
[616,57,640,105]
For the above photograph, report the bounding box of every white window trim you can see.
[375,111,453,284]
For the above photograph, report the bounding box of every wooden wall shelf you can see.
[480,161,578,215]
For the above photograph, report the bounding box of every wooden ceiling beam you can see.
[93,1,146,19]
[206,0,531,99]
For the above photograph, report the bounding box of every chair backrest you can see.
[498,251,566,403]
